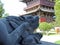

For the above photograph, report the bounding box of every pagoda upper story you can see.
[21,0,55,10]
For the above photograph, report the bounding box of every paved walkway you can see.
[40,41,59,45]
[40,35,60,45]
[41,35,60,43]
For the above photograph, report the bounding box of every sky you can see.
[1,0,27,16]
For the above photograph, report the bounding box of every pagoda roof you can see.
[26,6,40,14]
[24,0,54,10]
[40,8,54,12]
[25,6,54,14]
[20,0,30,2]
[24,2,40,10]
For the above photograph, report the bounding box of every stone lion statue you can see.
[0,15,42,45]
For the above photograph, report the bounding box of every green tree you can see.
[39,22,53,35]
[3,13,9,17]
[54,0,60,26]
[0,0,4,18]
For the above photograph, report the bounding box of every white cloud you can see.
[1,0,27,16]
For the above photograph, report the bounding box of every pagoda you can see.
[21,0,55,22]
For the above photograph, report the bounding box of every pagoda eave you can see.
[25,7,54,14]
[40,8,54,13]
[24,4,54,11]
[20,0,30,3]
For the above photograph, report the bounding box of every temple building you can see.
[20,0,55,22]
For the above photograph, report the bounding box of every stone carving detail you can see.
[0,15,42,45]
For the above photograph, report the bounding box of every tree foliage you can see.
[3,13,9,17]
[39,22,53,31]
[0,0,4,18]
[54,0,60,26]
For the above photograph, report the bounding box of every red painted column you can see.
[39,17,46,22]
